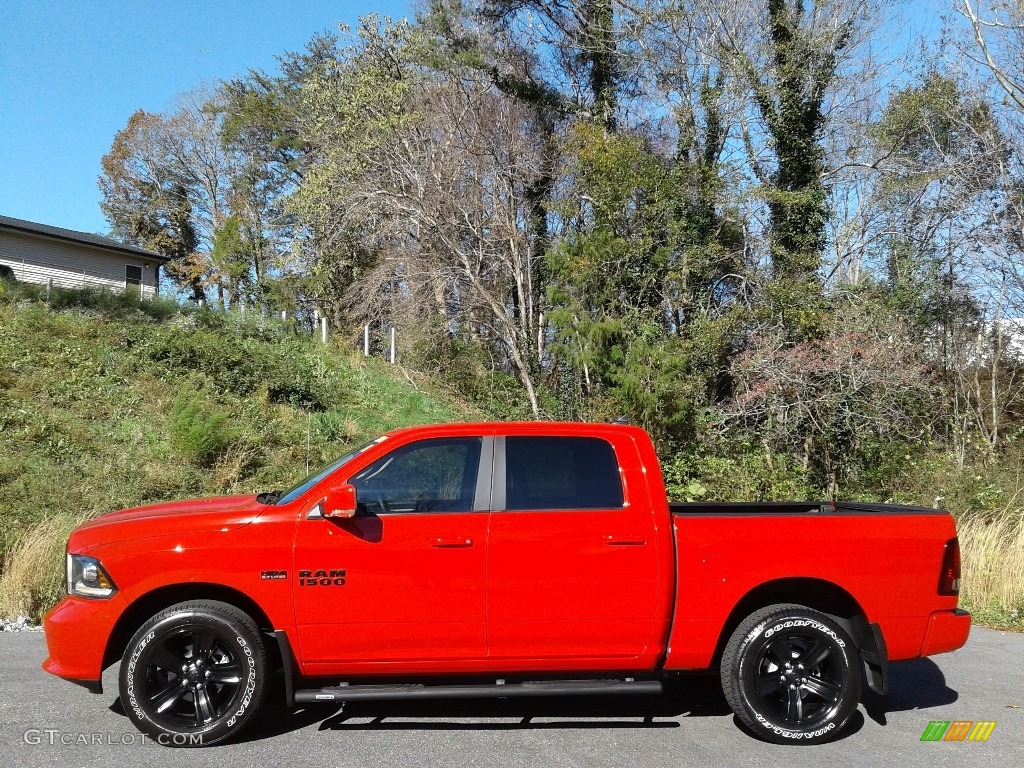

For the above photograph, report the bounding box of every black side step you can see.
[294,678,662,705]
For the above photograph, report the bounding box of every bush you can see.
[170,393,238,466]
[0,280,180,321]
[146,329,337,411]
[59,287,179,321]
[662,445,815,502]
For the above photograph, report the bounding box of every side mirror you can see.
[322,483,358,519]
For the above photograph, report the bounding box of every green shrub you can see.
[267,379,329,411]
[0,281,180,320]
[170,393,238,466]
[662,449,815,502]
[55,287,179,321]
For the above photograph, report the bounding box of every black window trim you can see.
[347,435,494,515]
[492,434,626,512]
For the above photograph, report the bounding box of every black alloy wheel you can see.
[721,603,861,744]
[119,600,268,747]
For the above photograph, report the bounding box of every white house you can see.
[0,215,167,298]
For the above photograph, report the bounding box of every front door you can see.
[294,436,491,674]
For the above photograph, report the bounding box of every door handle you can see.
[431,537,474,548]
[604,535,647,546]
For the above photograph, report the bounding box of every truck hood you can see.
[68,495,265,552]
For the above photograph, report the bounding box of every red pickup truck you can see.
[43,421,970,746]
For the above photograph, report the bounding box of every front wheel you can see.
[118,600,268,747]
[721,603,861,744]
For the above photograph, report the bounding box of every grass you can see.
[0,514,83,620]
[0,284,482,619]
[956,510,1024,629]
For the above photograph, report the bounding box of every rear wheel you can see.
[118,600,268,747]
[721,603,861,744]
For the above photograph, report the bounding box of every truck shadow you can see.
[231,675,729,741]
[860,658,959,726]
[109,660,957,743]
[238,674,854,742]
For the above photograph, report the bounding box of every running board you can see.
[294,678,663,705]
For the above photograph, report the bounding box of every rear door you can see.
[486,434,661,663]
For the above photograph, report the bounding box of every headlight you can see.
[66,554,117,599]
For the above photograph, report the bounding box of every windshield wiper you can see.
[256,490,282,505]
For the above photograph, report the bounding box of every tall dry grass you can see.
[956,510,1024,624]
[0,514,82,620]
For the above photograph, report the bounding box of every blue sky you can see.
[0,0,411,236]
[1,1,941,238]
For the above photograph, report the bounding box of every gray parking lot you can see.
[1,627,1021,767]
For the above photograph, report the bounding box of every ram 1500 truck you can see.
[43,422,970,746]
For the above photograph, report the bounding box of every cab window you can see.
[350,437,482,513]
[504,436,623,510]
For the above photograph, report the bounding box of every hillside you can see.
[0,284,1021,631]
[0,285,482,618]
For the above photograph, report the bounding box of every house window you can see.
[125,264,142,289]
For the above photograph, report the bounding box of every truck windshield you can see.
[273,436,386,505]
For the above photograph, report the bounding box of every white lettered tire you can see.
[721,603,861,744]
[118,600,267,747]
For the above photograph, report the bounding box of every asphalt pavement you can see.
[1,627,1020,767]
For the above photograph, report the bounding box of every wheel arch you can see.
[103,583,278,670]
[712,578,872,668]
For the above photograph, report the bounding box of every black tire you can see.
[118,600,268,747]
[721,603,861,744]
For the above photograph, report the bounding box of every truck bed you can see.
[669,501,940,516]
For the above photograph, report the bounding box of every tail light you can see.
[939,537,961,596]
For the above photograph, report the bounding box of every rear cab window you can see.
[504,436,624,510]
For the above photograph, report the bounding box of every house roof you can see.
[0,214,170,263]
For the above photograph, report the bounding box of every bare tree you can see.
[959,0,1024,111]
[100,87,246,303]
[293,20,549,413]
[351,80,549,415]
[694,0,893,285]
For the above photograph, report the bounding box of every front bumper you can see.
[919,608,971,657]
[42,593,127,693]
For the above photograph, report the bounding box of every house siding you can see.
[0,229,159,297]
